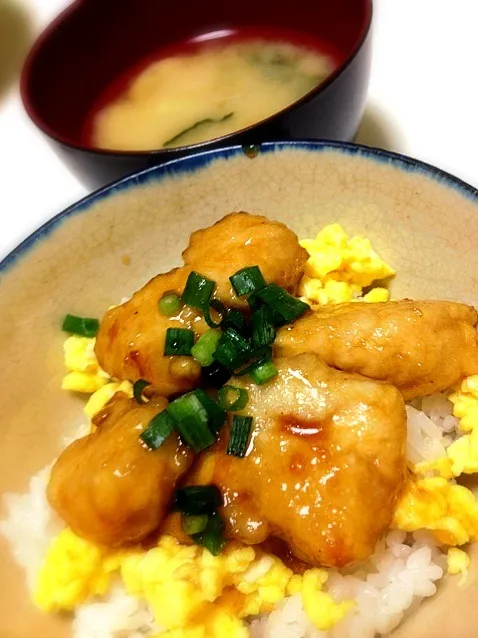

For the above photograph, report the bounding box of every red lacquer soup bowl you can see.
[21,0,373,189]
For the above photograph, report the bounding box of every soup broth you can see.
[88,35,336,151]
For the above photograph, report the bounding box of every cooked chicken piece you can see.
[188,353,407,568]
[95,267,206,396]
[48,393,193,546]
[275,300,478,400]
[96,213,307,394]
[182,212,308,308]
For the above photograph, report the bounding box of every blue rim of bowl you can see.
[1,139,478,275]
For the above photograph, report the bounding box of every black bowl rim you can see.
[20,0,373,157]
[2,139,478,277]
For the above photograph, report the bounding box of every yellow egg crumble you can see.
[393,476,478,546]
[298,223,395,306]
[449,375,478,433]
[447,547,470,586]
[34,530,352,636]
[62,336,110,394]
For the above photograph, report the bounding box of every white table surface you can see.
[1,0,477,260]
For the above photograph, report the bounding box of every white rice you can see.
[74,587,158,638]
[0,393,460,638]
[0,466,61,589]
[250,531,446,638]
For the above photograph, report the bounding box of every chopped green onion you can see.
[194,389,226,435]
[247,293,262,313]
[164,327,195,356]
[203,299,227,329]
[230,266,266,297]
[251,305,276,348]
[218,385,249,411]
[234,346,272,376]
[133,378,150,404]
[181,271,215,309]
[174,485,223,516]
[140,410,175,450]
[158,292,181,316]
[227,415,253,457]
[167,392,216,452]
[192,512,226,556]
[201,361,231,388]
[222,309,248,336]
[255,284,310,323]
[248,294,286,326]
[213,328,253,371]
[191,329,221,366]
[181,514,209,535]
[62,314,99,338]
[249,360,278,385]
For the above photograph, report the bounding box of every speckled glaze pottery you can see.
[1,141,477,637]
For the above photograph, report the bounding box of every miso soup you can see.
[87,33,336,151]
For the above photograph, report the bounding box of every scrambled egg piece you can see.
[447,547,470,585]
[34,528,121,611]
[298,223,395,306]
[299,570,354,631]
[411,375,478,479]
[393,477,478,546]
[120,536,256,630]
[449,374,478,433]
[84,380,133,420]
[446,427,478,476]
[62,336,134,420]
[62,336,110,393]
[35,531,351,636]
[412,457,454,480]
